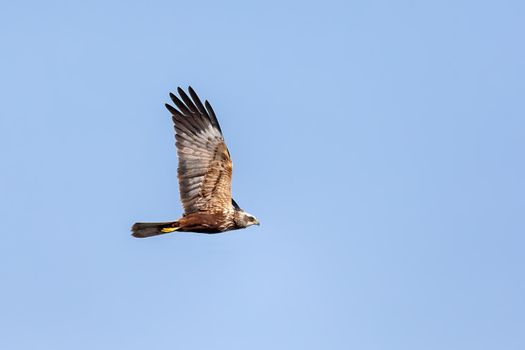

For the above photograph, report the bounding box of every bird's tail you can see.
[131,221,180,238]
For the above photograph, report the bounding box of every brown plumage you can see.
[131,87,259,238]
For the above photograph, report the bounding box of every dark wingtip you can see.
[205,99,222,133]
[169,91,192,115]
[232,198,242,210]
[165,103,178,115]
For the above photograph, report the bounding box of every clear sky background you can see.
[1,1,524,349]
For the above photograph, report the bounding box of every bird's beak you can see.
[255,219,260,226]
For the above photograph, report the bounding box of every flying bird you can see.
[131,87,259,238]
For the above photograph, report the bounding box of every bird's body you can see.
[131,87,259,238]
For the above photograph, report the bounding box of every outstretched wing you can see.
[165,87,233,215]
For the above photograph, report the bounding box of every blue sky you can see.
[1,0,524,349]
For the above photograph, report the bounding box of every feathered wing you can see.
[165,87,233,215]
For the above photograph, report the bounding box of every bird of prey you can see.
[131,87,259,238]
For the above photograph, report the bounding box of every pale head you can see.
[234,210,260,229]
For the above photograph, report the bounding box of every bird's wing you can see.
[165,87,233,215]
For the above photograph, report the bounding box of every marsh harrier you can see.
[131,87,259,238]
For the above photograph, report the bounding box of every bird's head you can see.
[234,211,260,229]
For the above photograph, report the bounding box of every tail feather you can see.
[131,221,179,238]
